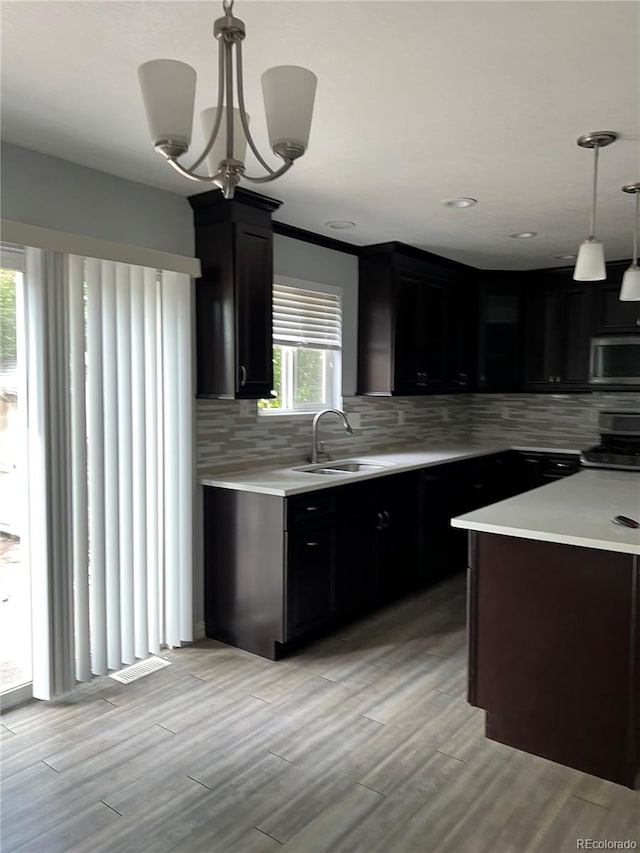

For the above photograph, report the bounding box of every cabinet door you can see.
[393,272,423,392]
[421,280,448,389]
[393,273,447,392]
[555,284,594,387]
[377,473,420,600]
[446,283,475,391]
[594,279,640,334]
[235,223,274,398]
[477,290,521,392]
[420,467,463,583]
[334,508,379,620]
[286,527,335,640]
[523,290,557,388]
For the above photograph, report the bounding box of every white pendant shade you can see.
[138,60,197,147]
[619,265,640,300]
[262,65,317,152]
[573,238,606,281]
[200,108,249,174]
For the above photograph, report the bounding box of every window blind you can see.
[273,283,341,350]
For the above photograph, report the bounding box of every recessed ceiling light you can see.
[554,254,577,260]
[510,231,538,239]
[441,197,477,208]
[325,220,356,230]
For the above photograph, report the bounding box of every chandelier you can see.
[138,0,317,199]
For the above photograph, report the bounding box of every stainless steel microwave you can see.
[589,336,640,385]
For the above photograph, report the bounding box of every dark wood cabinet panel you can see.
[235,222,275,397]
[358,243,475,395]
[523,275,594,391]
[468,532,639,787]
[190,188,281,399]
[594,271,640,333]
[555,284,594,386]
[476,282,522,392]
[286,527,335,640]
[203,451,581,660]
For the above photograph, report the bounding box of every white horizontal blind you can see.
[273,283,341,350]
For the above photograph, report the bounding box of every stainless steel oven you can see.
[589,336,640,385]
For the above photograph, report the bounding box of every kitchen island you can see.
[452,469,640,788]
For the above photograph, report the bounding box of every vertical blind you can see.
[273,283,342,350]
[25,249,193,699]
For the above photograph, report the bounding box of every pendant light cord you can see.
[590,143,600,239]
[633,191,639,267]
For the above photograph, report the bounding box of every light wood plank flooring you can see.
[2,573,639,853]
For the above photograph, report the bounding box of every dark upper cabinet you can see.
[476,276,523,392]
[189,188,282,399]
[593,264,640,334]
[358,243,475,395]
[523,272,594,391]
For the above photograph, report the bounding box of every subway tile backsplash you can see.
[196,392,640,474]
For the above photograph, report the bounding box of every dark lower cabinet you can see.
[203,450,583,660]
[286,527,335,640]
[515,451,581,490]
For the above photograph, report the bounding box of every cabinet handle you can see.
[376,512,385,530]
[553,462,571,469]
[555,376,561,383]
[548,376,554,382]
[240,364,247,386]
[305,541,320,547]
[305,506,319,512]
[383,510,391,528]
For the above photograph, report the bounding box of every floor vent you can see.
[110,656,171,684]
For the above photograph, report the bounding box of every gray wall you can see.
[1,142,194,256]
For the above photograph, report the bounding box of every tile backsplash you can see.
[469,392,640,449]
[196,395,471,473]
[196,391,640,473]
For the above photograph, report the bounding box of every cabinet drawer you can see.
[287,491,335,528]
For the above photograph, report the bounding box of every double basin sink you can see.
[292,459,394,476]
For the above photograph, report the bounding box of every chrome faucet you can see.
[310,408,354,464]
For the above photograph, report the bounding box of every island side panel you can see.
[203,486,285,660]
[468,532,639,787]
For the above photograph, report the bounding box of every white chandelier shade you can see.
[620,266,640,300]
[574,238,606,282]
[137,0,317,199]
[619,183,640,301]
[200,107,250,175]
[138,60,197,151]
[262,65,317,152]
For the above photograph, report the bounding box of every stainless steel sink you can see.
[293,460,392,475]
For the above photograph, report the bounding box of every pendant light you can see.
[138,0,317,199]
[619,183,640,301]
[573,131,618,281]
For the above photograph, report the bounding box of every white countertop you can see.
[200,443,513,496]
[452,469,640,555]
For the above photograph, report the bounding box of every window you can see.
[259,280,342,414]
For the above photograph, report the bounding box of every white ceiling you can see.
[1,1,639,270]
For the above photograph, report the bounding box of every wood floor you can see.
[2,572,639,853]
